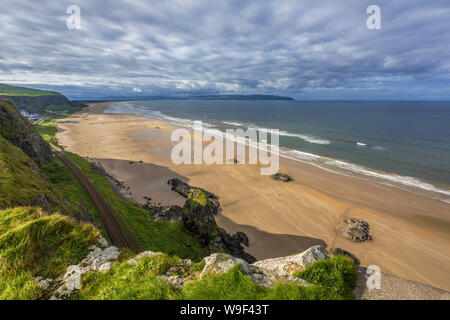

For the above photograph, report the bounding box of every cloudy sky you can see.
[0,0,449,100]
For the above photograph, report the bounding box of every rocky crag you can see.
[183,188,256,263]
[0,99,52,165]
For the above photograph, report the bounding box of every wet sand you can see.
[56,103,450,291]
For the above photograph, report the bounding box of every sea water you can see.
[107,100,450,203]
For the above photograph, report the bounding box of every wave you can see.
[279,131,331,145]
[106,101,450,203]
[325,159,450,197]
[222,121,244,127]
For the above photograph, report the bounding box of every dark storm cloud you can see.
[0,0,449,99]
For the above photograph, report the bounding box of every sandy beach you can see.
[57,103,450,291]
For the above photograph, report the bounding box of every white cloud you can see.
[0,0,449,99]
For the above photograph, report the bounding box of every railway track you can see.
[56,152,136,251]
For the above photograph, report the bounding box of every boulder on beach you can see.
[271,173,293,182]
[341,218,372,242]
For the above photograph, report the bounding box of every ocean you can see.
[108,100,450,203]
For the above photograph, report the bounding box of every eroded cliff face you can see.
[0,94,73,114]
[0,99,52,165]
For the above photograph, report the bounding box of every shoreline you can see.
[56,102,450,291]
[105,101,450,204]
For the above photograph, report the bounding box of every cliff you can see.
[0,99,53,165]
[0,83,74,114]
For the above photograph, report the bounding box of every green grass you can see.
[73,254,182,300]
[40,157,102,230]
[294,255,357,299]
[36,118,59,147]
[182,265,266,300]
[0,84,59,97]
[0,135,69,213]
[0,207,99,299]
[73,254,357,300]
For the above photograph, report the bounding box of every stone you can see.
[271,173,293,182]
[253,245,328,277]
[97,236,108,248]
[98,262,112,272]
[37,278,52,290]
[341,218,372,242]
[200,253,251,277]
[161,275,184,288]
[232,231,249,246]
[54,245,121,298]
[80,245,120,268]
[135,251,163,260]
[56,265,82,297]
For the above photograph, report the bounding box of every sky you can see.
[0,0,449,100]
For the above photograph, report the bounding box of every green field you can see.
[0,84,59,97]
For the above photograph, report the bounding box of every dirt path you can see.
[56,152,136,251]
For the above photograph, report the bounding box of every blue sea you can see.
[108,100,450,203]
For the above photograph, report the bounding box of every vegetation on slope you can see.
[0,84,60,97]
[0,207,99,300]
[0,84,75,114]
[72,254,357,300]
[67,152,208,261]
[0,99,53,164]
[36,117,60,147]
[0,135,68,213]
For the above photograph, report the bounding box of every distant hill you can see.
[79,94,294,101]
[0,84,75,114]
[180,94,294,101]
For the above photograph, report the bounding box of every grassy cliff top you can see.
[0,135,68,213]
[0,207,99,299]
[0,84,60,97]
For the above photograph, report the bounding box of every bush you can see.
[294,255,357,299]
[182,265,266,300]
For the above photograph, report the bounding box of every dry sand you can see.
[57,103,450,292]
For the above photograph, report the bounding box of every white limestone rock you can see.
[98,262,113,273]
[135,251,163,260]
[97,236,108,248]
[200,253,251,277]
[252,245,328,278]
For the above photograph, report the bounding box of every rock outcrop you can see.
[253,245,328,277]
[182,189,255,263]
[198,246,329,288]
[52,237,119,299]
[271,173,293,182]
[0,99,52,165]
[341,218,372,242]
[168,178,220,214]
